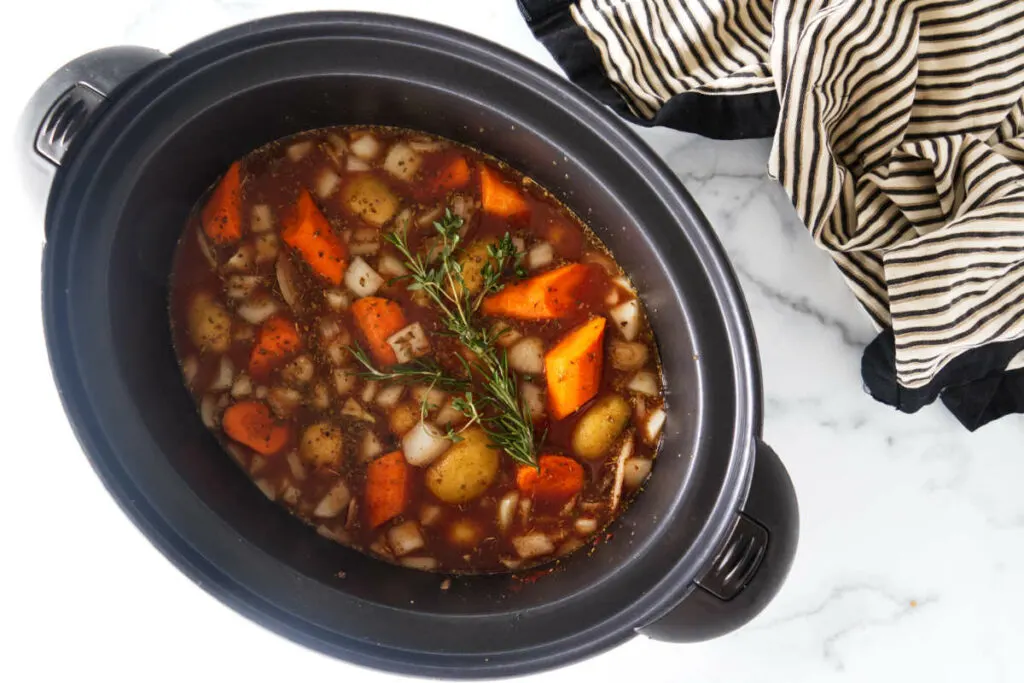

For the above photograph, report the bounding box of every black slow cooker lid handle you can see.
[639,441,799,642]
[17,46,167,221]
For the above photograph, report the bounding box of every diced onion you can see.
[182,356,198,386]
[383,142,422,181]
[512,236,526,256]
[226,275,262,299]
[254,233,278,264]
[251,204,274,233]
[325,288,351,311]
[420,504,442,527]
[644,406,666,445]
[378,254,408,278]
[317,524,350,544]
[254,385,268,399]
[512,533,555,560]
[311,383,330,410]
[627,371,659,397]
[276,256,300,309]
[342,398,375,422]
[255,479,277,500]
[610,342,649,371]
[287,141,312,161]
[416,205,443,228]
[497,491,519,534]
[346,499,359,528]
[387,323,431,364]
[518,498,532,525]
[387,521,425,556]
[400,556,438,571]
[609,433,634,511]
[435,399,465,427]
[583,251,616,275]
[408,138,446,152]
[402,421,451,467]
[500,557,522,571]
[314,481,352,518]
[360,430,383,462]
[237,297,279,325]
[231,374,252,398]
[624,457,653,489]
[209,356,235,391]
[200,394,219,428]
[282,355,315,385]
[609,300,640,341]
[316,168,341,198]
[376,384,405,408]
[492,323,522,348]
[327,133,348,157]
[520,382,545,422]
[613,276,636,295]
[350,133,380,160]
[574,518,598,535]
[411,385,446,413]
[509,337,545,375]
[224,244,255,272]
[196,230,217,269]
[558,538,585,556]
[334,369,357,395]
[286,451,307,481]
[268,387,302,418]
[361,380,378,404]
[346,156,370,172]
[527,242,554,270]
[450,194,477,227]
[344,256,385,298]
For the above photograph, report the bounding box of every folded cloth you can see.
[520,0,1024,430]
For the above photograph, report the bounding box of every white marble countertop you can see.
[3,1,1023,681]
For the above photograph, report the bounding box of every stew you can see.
[169,126,666,573]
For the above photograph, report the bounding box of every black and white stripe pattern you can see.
[570,0,1024,392]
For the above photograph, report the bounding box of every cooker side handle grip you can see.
[639,441,799,642]
[17,46,167,220]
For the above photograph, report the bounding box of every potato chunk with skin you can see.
[188,292,231,353]
[572,394,632,460]
[389,401,420,437]
[344,175,398,226]
[456,239,497,296]
[300,422,344,468]
[426,427,499,504]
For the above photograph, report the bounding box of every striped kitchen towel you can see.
[520,0,1024,430]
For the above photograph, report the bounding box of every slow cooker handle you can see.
[639,441,799,642]
[17,46,167,220]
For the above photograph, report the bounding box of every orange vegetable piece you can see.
[281,190,348,284]
[366,451,409,528]
[479,164,529,217]
[480,263,588,320]
[545,317,606,419]
[201,161,243,244]
[351,297,407,366]
[432,157,471,193]
[516,455,585,503]
[249,316,301,380]
[222,401,289,455]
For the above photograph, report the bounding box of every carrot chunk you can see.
[516,455,585,503]
[545,317,606,419]
[201,161,243,245]
[222,401,289,455]
[351,297,407,366]
[366,451,409,528]
[479,164,529,217]
[281,189,348,284]
[432,157,471,193]
[481,263,588,320]
[249,316,301,380]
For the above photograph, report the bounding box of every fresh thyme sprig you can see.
[379,209,538,467]
[348,343,469,393]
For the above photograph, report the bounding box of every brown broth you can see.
[169,126,666,574]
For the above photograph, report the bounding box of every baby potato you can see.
[188,292,231,353]
[572,394,631,460]
[299,422,344,468]
[426,427,499,504]
[389,401,420,437]
[343,175,398,226]
[456,239,497,296]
